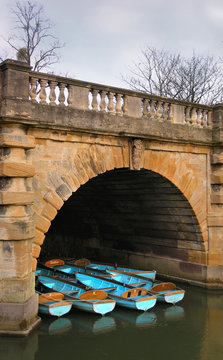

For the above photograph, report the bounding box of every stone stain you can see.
[3,241,13,255]
[0,178,11,190]
[0,148,10,160]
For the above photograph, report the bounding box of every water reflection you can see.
[164,306,185,321]
[0,332,38,360]
[199,290,223,360]
[113,308,157,328]
[38,317,72,335]
[2,285,223,360]
[71,313,116,334]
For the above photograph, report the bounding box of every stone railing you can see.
[0,59,213,128]
[29,72,213,128]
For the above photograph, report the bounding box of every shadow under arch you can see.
[40,168,205,271]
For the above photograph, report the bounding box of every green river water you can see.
[1,284,223,360]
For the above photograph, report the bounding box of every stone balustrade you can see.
[0,59,213,128]
[29,75,71,106]
[29,72,213,128]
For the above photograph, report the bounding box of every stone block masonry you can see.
[0,59,223,335]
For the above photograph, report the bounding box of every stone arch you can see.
[143,148,208,245]
[31,137,129,270]
[31,135,208,271]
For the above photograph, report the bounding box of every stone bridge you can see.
[1,59,223,335]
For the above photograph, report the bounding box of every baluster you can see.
[163,102,168,121]
[157,101,163,121]
[207,110,212,128]
[169,103,173,122]
[204,110,209,128]
[200,110,204,128]
[100,90,107,112]
[150,100,155,119]
[191,108,197,126]
[67,84,73,106]
[201,111,205,127]
[142,99,149,118]
[92,89,98,111]
[197,109,202,127]
[58,83,66,105]
[39,79,47,103]
[29,77,37,101]
[49,80,57,105]
[185,106,191,125]
[123,95,128,115]
[116,93,122,115]
[108,92,114,114]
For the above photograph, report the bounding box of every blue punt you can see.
[37,291,72,317]
[44,259,111,278]
[75,272,157,311]
[43,259,156,281]
[107,270,185,305]
[85,262,156,281]
[38,274,116,316]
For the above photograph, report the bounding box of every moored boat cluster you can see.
[35,259,185,318]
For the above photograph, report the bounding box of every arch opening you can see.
[40,168,203,270]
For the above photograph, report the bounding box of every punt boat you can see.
[44,258,156,281]
[36,262,74,279]
[84,262,156,281]
[107,269,185,305]
[37,291,72,317]
[75,272,157,311]
[44,259,111,278]
[38,274,116,316]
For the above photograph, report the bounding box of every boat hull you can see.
[38,275,116,315]
[108,270,185,305]
[38,292,72,317]
[158,290,185,304]
[75,273,157,311]
[109,294,157,311]
[87,263,156,281]
[39,302,72,317]
[69,298,116,315]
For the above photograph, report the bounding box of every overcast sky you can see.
[0,0,223,87]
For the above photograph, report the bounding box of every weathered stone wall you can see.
[28,129,210,284]
[0,124,39,333]
[29,129,129,266]
[208,105,223,269]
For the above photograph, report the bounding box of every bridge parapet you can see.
[28,71,212,128]
[0,59,213,130]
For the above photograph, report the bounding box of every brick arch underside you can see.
[31,141,208,271]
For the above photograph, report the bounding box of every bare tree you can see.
[122,47,223,105]
[6,1,64,71]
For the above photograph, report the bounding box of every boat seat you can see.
[150,282,176,292]
[79,290,108,300]
[121,288,148,298]
[39,292,64,303]
[45,259,65,267]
